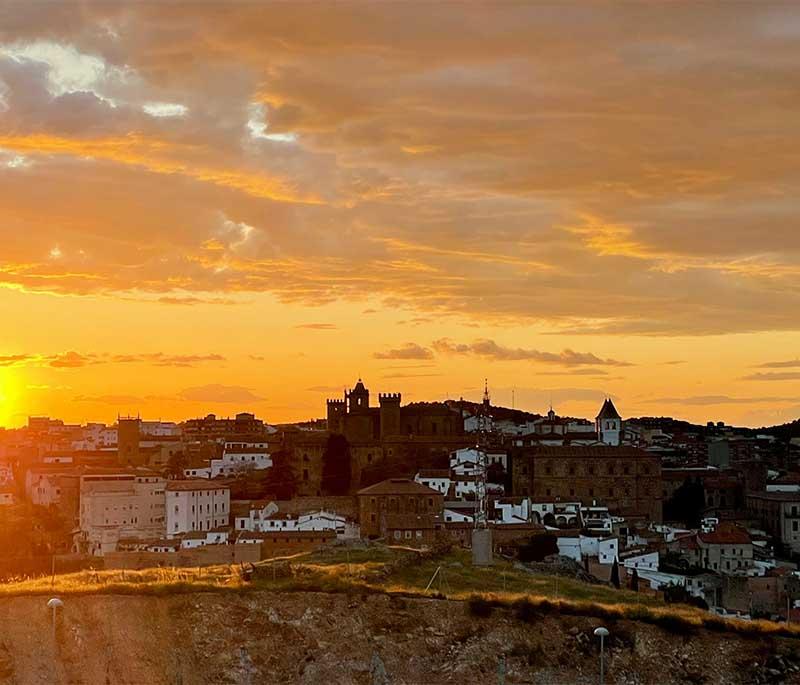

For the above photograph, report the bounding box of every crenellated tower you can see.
[326,398,346,434]
[378,392,402,439]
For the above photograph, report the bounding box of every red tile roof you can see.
[166,479,230,492]
[528,446,652,459]
[698,523,751,545]
[357,478,441,496]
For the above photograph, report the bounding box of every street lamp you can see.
[47,597,63,639]
[594,626,609,684]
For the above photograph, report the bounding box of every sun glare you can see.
[0,370,20,428]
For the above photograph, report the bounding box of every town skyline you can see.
[2,3,800,429]
[1,372,797,432]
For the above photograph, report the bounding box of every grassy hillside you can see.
[2,544,799,641]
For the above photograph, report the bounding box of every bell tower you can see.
[347,378,370,414]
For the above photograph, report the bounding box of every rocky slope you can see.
[0,591,799,684]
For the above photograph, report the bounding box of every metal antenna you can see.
[474,379,490,530]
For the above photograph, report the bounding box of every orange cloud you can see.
[0,134,322,205]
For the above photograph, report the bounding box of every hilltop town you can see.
[2,378,800,622]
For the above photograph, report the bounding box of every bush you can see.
[652,613,695,635]
[517,534,559,563]
[467,594,495,618]
[512,598,541,623]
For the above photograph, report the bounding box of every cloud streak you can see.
[432,339,632,367]
[373,343,434,360]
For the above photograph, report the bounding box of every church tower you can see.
[596,398,622,446]
[347,378,370,414]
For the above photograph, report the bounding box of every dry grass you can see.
[0,565,245,597]
[2,546,799,640]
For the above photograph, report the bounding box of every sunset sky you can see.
[1,2,799,429]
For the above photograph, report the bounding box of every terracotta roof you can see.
[747,491,800,502]
[416,469,451,479]
[148,540,179,549]
[357,478,441,497]
[167,479,230,492]
[238,530,335,540]
[183,531,211,540]
[773,473,800,485]
[527,445,652,459]
[698,523,751,545]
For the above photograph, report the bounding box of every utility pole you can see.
[472,379,493,566]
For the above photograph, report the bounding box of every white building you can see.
[495,498,533,524]
[26,467,67,506]
[166,480,230,537]
[234,503,351,537]
[581,505,614,534]
[185,441,272,479]
[558,535,618,565]
[233,500,280,530]
[71,423,117,451]
[180,529,229,549]
[77,472,166,556]
[443,508,473,523]
[140,421,181,437]
[621,551,659,572]
[414,470,451,496]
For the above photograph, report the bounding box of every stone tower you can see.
[378,393,401,439]
[117,415,141,466]
[347,378,370,414]
[326,398,346,434]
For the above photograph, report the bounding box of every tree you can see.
[166,451,189,480]
[664,477,706,528]
[517,533,559,562]
[630,567,639,592]
[263,449,298,500]
[321,434,352,495]
[610,558,620,589]
[487,462,506,486]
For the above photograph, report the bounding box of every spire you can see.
[482,378,490,407]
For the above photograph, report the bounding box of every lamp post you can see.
[594,626,609,684]
[47,597,63,639]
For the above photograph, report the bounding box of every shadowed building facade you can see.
[327,379,465,442]
[511,445,662,523]
[282,380,472,497]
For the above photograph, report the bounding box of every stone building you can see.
[747,491,800,556]
[675,522,754,574]
[166,480,230,537]
[279,380,472,497]
[357,478,444,539]
[327,379,464,442]
[511,445,662,522]
[76,470,166,555]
